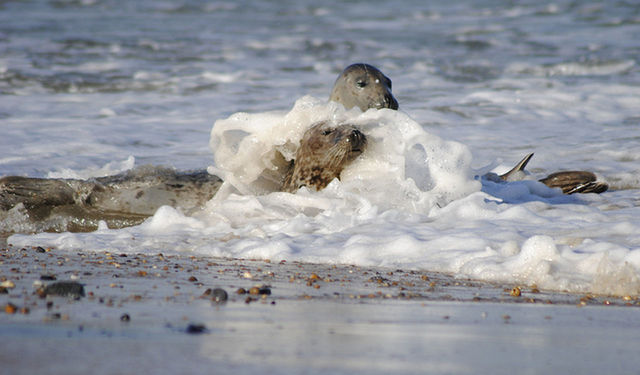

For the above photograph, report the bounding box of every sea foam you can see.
[8,96,640,297]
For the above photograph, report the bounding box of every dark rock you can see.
[43,281,85,299]
[120,313,131,322]
[186,323,207,334]
[40,274,57,281]
[211,288,228,303]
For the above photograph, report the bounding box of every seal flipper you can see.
[499,153,534,181]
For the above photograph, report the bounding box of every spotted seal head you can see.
[282,122,367,193]
[329,63,399,111]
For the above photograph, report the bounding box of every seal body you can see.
[282,122,367,193]
[483,153,608,194]
[539,171,608,194]
[329,63,399,111]
[0,168,222,232]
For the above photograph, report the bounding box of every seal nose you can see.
[348,129,366,151]
[385,93,399,110]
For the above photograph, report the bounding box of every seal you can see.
[484,153,609,194]
[0,167,222,232]
[539,170,608,194]
[329,63,399,111]
[282,121,367,193]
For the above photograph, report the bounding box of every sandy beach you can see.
[2,244,639,375]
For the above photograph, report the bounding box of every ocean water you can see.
[2,0,640,296]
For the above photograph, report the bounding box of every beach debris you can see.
[40,281,85,299]
[368,276,391,286]
[249,285,271,296]
[510,287,522,297]
[530,286,540,294]
[0,280,15,289]
[45,312,69,321]
[186,323,207,334]
[211,288,228,303]
[4,303,18,314]
[203,287,229,303]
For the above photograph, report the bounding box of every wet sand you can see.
[1,245,639,374]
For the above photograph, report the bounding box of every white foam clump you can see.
[46,156,136,179]
[207,95,479,213]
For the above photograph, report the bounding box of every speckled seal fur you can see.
[282,122,367,193]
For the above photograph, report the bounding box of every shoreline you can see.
[2,244,636,308]
[2,245,640,374]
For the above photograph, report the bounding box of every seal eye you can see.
[356,79,367,88]
[321,129,334,136]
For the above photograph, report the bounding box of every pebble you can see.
[510,287,521,297]
[40,275,57,281]
[5,303,17,314]
[211,288,228,303]
[120,313,131,322]
[249,286,271,295]
[0,287,8,294]
[42,281,85,299]
[0,280,15,289]
[186,323,207,334]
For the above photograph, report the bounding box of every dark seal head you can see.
[282,122,367,193]
[329,63,399,111]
